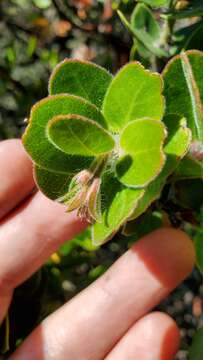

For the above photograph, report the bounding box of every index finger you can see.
[0,139,35,219]
[10,228,195,360]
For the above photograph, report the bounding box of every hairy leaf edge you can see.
[33,164,74,200]
[162,50,203,142]
[115,119,167,188]
[22,94,106,172]
[48,58,113,95]
[127,122,192,221]
[102,61,165,132]
[46,114,116,157]
[91,188,145,245]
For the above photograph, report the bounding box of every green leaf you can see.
[172,21,203,55]
[34,165,72,200]
[127,159,176,220]
[117,11,168,58]
[174,179,203,211]
[164,115,192,156]
[103,62,164,132]
[116,119,166,188]
[23,94,107,173]
[184,22,203,52]
[194,230,203,274]
[165,0,203,19]
[128,114,191,220]
[131,5,161,39]
[92,172,144,246]
[173,156,203,180]
[130,4,161,59]
[137,0,168,7]
[122,210,163,238]
[47,114,115,157]
[189,326,203,360]
[163,50,203,143]
[49,59,113,109]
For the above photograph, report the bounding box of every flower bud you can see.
[66,186,87,212]
[72,169,92,187]
[86,177,102,222]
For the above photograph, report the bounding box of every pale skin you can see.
[0,139,195,360]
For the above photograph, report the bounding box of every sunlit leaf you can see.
[128,114,191,220]
[49,59,113,109]
[48,114,115,157]
[163,50,203,143]
[23,94,106,173]
[164,115,192,156]
[103,62,164,132]
[92,172,144,245]
[116,119,166,188]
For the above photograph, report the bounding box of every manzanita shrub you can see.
[22,51,203,250]
[0,0,202,358]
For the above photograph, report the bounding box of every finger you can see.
[105,312,180,360]
[10,228,195,360]
[0,192,87,323]
[0,139,35,219]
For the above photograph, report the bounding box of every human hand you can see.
[0,139,195,360]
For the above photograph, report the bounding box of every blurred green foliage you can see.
[0,0,131,140]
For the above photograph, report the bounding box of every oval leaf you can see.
[116,119,166,188]
[34,165,73,201]
[102,62,164,132]
[49,59,113,109]
[131,4,161,41]
[23,94,106,173]
[48,114,115,157]
[128,114,191,220]
[118,11,167,58]
[163,50,203,143]
[130,3,161,59]
[92,172,144,246]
